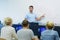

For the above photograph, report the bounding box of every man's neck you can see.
[30,11,33,13]
[23,27,28,29]
[47,29,52,30]
[5,25,11,27]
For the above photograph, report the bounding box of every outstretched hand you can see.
[41,13,45,17]
[36,13,45,21]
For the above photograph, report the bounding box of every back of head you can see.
[46,21,54,29]
[4,17,12,26]
[22,20,29,27]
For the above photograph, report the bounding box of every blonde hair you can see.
[46,21,54,29]
[4,17,12,25]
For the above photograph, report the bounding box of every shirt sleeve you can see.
[25,14,28,19]
[30,30,35,39]
[35,14,37,19]
[12,28,18,40]
[55,31,59,40]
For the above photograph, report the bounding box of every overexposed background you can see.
[0,0,60,26]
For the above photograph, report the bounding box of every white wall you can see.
[0,0,60,25]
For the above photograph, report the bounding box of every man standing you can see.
[25,5,45,36]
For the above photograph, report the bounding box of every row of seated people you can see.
[0,17,59,40]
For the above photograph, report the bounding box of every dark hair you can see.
[29,5,33,8]
[22,20,29,27]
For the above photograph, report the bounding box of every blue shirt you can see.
[25,13,37,22]
[41,30,59,40]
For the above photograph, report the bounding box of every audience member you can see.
[1,17,18,40]
[41,21,59,40]
[17,20,38,40]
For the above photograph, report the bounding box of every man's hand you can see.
[41,13,45,18]
[36,13,45,21]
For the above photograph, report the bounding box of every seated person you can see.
[1,17,18,40]
[41,21,59,40]
[17,20,38,40]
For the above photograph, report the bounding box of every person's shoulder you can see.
[1,27,7,31]
[52,30,58,34]
[10,26,14,29]
[10,27,15,30]
[1,27,5,30]
[52,30,58,33]
[49,30,59,36]
[27,29,33,32]
[41,30,48,34]
[17,29,23,33]
[17,30,20,33]
[26,12,30,15]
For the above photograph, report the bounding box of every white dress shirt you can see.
[1,26,18,40]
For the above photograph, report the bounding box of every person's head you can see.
[22,20,29,28]
[29,5,34,13]
[4,17,12,26]
[46,21,54,29]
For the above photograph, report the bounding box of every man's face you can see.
[29,7,33,13]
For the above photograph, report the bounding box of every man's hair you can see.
[46,21,54,29]
[4,17,12,25]
[29,5,33,8]
[22,20,29,27]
